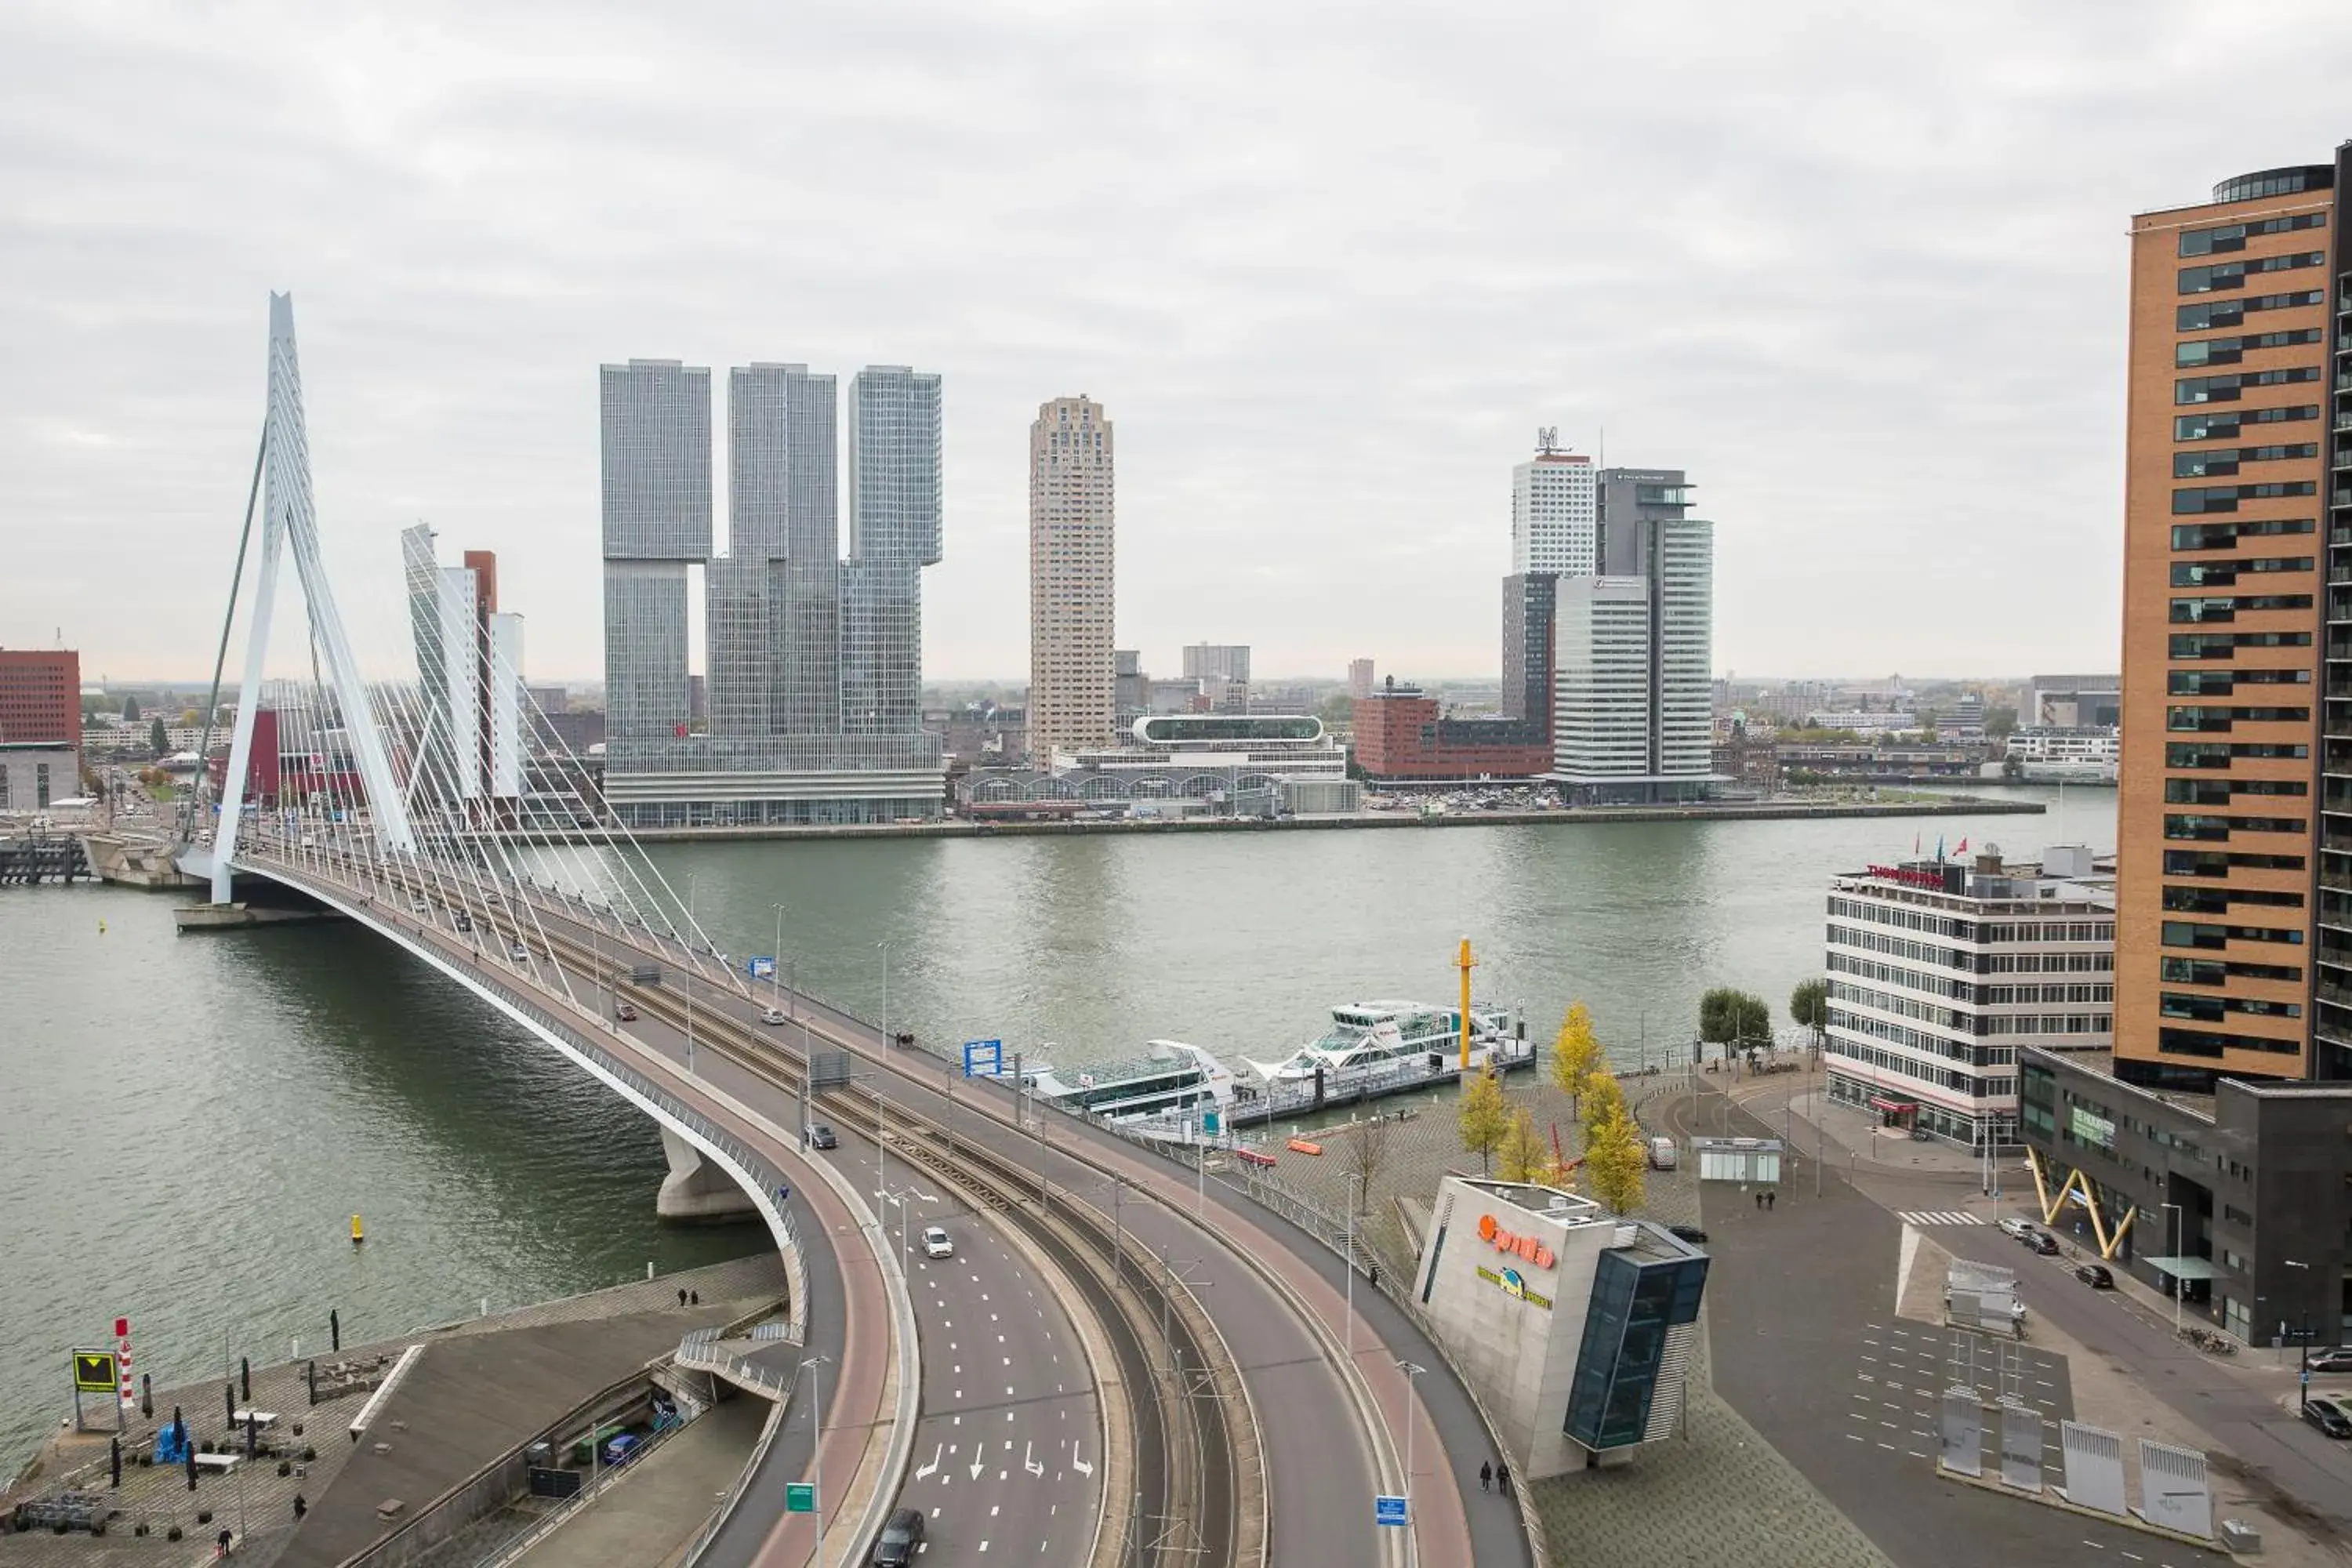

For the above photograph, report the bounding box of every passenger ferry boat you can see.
[1244,1000,1514,1087]
[1023,1040,1238,1122]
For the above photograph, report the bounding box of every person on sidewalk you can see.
[1497,1458,1512,1497]
[1479,1459,1492,1493]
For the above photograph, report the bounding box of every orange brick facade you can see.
[0,649,80,754]
[1352,689,1551,782]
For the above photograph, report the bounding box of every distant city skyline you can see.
[13,9,2352,684]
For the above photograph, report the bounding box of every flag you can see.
[1936,833,1946,860]
[1912,831,1921,855]
[1955,837,1969,855]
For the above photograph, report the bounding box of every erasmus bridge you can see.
[165,295,1525,1568]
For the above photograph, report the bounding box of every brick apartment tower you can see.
[0,649,82,755]
[1028,396,1116,761]
[2118,149,2350,1088]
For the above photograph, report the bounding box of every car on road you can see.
[2074,1263,2114,1289]
[1998,1218,2038,1240]
[615,1001,638,1022]
[411,898,429,914]
[2025,1232,2060,1256]
[922,1225,953,1260]
[454,913,473,932]
[1667,1224,1708,1245]
[2309,1348,2352,1374]
[510,942,529,961]
[761,1007,787,1025]
[2304,1400,2352,1439]
[808,1123,837,1150]
[871,1507,926,1566]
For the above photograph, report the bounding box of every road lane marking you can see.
[916,1443,942,1479]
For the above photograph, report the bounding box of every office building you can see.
[0,649,80,760]
[2026,675,2122,728]
[1510,435,1597,575]
[1824,846,2115,1149]
[1348,659,1376,702]
[1029,395,1116,760]
[1501,573,1557,735]
[1410,1175,1708,1479]
[2118,155,2339,1087]
[960,713,1348,818]
[1181,644,1251,685]
[401,527,525,812]
[2021,1050,2352,1346]
[0,743,74,813]
[1352,679,1548,784]
[1597,469,1714,782]
[599,358,946,827]
[1115,650,1150,724]
[2314,145,2352,1082]
[1552,579,1653,788]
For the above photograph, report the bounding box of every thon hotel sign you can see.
[1866,864,1949,891]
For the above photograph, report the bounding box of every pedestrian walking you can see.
[1479,1459,1492,1493]
[1766,1191,1776,1211]
[1497,1459,1512,1497]
[689,1290,699,1305]
[677,1287,688,1308]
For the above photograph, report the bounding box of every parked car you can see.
[1646,1138,1678,1171]
[808,1123,838,1150]
[2074,1263,2114,1289]
[871,1507,927,1566]
[1997,1218,2038,1240]
[923,1225,954,1260]
[2025,1232,2060,1256]
[761,1007,787,1025]
[2304,1400,2352,1439]
[601,1431,642,1465]
[2308,1348,2352,1374]
[615,1001,638,1022]
[1667,1224,1708,1245]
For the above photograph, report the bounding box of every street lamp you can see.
[1343,1172,1364,1359]
[2160,1202,2183,1337]
[2286,1258,2313,1393]
[770,901,788,1018]
[801,1353,829,1568]
[1395,1359,1425,1547]
[876,939,895,1051]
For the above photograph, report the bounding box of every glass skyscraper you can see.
[843,368,942,735]
[601,361,710,748]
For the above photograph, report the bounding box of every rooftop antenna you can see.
[1536,426,1560,456]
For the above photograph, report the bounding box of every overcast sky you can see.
[6,2,2352,688]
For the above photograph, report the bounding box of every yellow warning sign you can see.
[72,1351,117,1393]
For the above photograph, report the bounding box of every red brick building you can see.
[0,648,81,757]
[1352,682,1551,783]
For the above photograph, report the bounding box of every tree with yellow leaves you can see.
[1585,1100,1648,1215]
[1579,1063,1627,1142]
[1550,1001,1605,1115]
[1457,1065,1510,1174]
[1497,1107,1547,1183]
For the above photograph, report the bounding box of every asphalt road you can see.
[1663,1086,2230,1568]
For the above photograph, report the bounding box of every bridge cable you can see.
[183,424,268,848]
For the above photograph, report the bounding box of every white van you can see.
[1648,1137,1679,1171]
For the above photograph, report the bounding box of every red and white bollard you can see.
[115,1317,132,1411]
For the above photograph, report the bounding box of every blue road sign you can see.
[1374,1494,1409,1527]
[963,1039,1004,1077]
[1203,1109,1221,1135]
[747,956,776,979]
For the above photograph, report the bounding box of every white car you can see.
[922,1225,953,1260]
[509,942,529,961]
[1997,1218,2037,1241]
[761,1007,787,1025]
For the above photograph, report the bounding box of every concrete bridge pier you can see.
[657,1127,760,1224]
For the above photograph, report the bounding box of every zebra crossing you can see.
[1894,1209,1985,1227]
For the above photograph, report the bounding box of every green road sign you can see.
[785,1483,817,1514]
[72,1351,117,1392]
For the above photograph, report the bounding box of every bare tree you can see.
[1343,1110,1395,1199]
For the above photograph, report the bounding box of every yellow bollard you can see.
[350,1214,365,1246]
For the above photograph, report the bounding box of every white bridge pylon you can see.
[212,293,416,902]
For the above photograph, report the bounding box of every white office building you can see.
[1823,845,2116,1149]
[1511,445,1598,575]
[1553,578,1652,782]
[1654,516,1715,779]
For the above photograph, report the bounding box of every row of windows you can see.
[2169,593,2313,622]
[2169,628,2313,659]
[2158,1025,2299,1058]
[2178,210,2328,256]
[2161,917,2306,948]
[2179,251,2327,294]
[1830,1007,2044,1064]
[2172,481,2319,514]
[2162,848,2308,876]
[1824,923,1960,969]
[2177,367,2324,405]
[2176,289,2327,332]
[2165,739,2310,766]
[1978,1013,2111,1036]
[1976,921,2114,944]
[2161,955,2304,985]
[1824,896,1961,938]
[2176,405,2319,441]
[2163,812,2308,839]
[1824,1032,2016,1098]
[2162,883,2305,913]
[2164,704,2310,729]
[2165,775,2308,802]
[1980,952,2112,974]
[2161,991,2301,1022]
[2170,518,2314,551]
[2169,554,2312,585]
[2176,328,2325,368]
[2172,445,2318,477]
[2166,667,2310,695]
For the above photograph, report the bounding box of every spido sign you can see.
[1476,1214,1555,1270]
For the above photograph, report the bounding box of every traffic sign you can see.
[963,1039,1004,1077]
[784,1482,817,1514]
[1374,1494,1409,1527]
[747,956,777,979]
[72,1351,116,1393]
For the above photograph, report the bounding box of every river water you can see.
[0,786,2108,1473]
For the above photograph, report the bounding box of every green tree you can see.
[1699,987,1771,1051]
[122,695,140,722]
[1550,1001,1604,1113]
[149,718,169,753]
[1497,1108,1546,1184]
[1457,1066,1509,1174]
[1984,705,2018,740]
[1584,1102,1648,1215]
[1788,978,1828,1051]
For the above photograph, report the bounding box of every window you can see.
[2174,481,2318,514]
[2173,447,2316,477]
[2169,556,2312,584]
[34,764,49,809]
[2167,626,2311,656]
[2161,884,2303,912]
[2161,848,2307,876]
[2163,741,2307,766]
[2163,776,2307,802]
[2179,211,2326,256]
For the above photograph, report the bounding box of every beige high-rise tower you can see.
[1029,395,1116,760]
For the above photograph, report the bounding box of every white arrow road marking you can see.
[916,1443,942,1480]
[1072,1439,1094,1478]
[1025,1441,1043,1477]
[970,1443,988,1481]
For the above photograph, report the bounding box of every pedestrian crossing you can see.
[1894,1210,1985,1227]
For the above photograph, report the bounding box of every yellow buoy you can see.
[350,1214,365,1246]
[98,919,107,934]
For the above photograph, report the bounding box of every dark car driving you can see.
[2026,1232,2060,1256]
[871,1507,926,1565]
[808,1123,838,1150]
[2074,1262,2114,1289]
[2304,1400,2352,1439]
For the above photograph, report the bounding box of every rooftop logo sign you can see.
[1477,1213,1555,1270]
[1865,864,1947,891]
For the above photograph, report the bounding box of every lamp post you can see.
[877,939,895,1051]
[2161,1202,2183,1337]
[1396,1358,1425,1559]
[1344,1172,1363,1359]
[2286,1258,2313,1393]
[803,1354,829,1567]
[770,902,787,1018]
